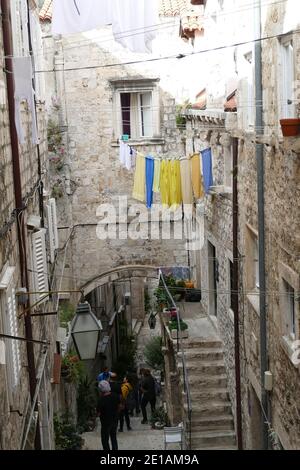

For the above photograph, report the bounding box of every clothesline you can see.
[118,140,214,210]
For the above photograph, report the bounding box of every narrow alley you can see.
[0,0,299,456]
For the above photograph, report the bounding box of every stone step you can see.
[184,401,232,417]
[192,444,237,451]
[133,320,143,335]
[185,388,230,402]
[178,348,224,361]
[181,339,222,350]
[178,360,226,375]
[191,430,236,447]
[190,415,235,432]
[181,374,228,388]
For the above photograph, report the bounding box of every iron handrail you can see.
[158,270,192,450]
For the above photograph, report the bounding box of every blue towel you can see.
[145,157,155,208]
[201,148,214,193]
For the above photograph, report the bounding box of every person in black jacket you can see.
[97,380,120,451]
[140,369,156,424]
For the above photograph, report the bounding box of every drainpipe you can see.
[26,0,44,227]
[232,137,243,450]
[254,0,269,449]
[1,0,41,449]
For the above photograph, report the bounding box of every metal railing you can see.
[158,270,192,450]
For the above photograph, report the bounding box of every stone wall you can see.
[181,0,300,450]
[0,10,58,449]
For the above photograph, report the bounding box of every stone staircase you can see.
[177,339,237,450]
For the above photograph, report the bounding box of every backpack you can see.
[154,378,161,396]
[125,388,136,411]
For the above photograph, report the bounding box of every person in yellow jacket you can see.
[118,376,133,432]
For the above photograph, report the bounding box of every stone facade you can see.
[0,1,61,450]
[182,0,300,450]
[40,22,190,311]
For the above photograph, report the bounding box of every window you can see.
[280,38,295,118]
[0,266,21,394]
[282,279,296,340]
[245,225,259,292]
[120,92,153,138]
[29,229,49,304]
[47,198,59,264]
[278,262,299,360]
[111,79,160,141]
[11,0,30,57]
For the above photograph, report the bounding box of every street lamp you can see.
[71,302,102,360]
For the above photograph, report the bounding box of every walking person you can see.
[97,366,111,382]
[118,376,133,432]
[97,380,120,451]
[140,369,156,424]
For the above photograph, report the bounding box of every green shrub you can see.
[144,336,164,370]
[54,413,83,450]
[61,352,85,384]
[77,376,98,433]
[168,320,188,331]
[59,302,75,328]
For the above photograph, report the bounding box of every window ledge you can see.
[111,138,165,147]
[247,291,260,315]
[280,336,299,368]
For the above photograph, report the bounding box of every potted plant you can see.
[168,319,189,339]
[280,118,300,137]
[61,353,84,383]
[150,406,169,430]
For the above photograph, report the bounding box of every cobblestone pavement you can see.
[82,416,164,451]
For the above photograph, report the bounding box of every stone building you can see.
[0,0,68,450]
[37,0,208,369]
[182,0,300,450]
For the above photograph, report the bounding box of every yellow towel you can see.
[191,153,204,200]
[180,159,193,204]
[170,160,182,208]
[132,154,145,202]
[153,160,161,193]
[160,160,171,207]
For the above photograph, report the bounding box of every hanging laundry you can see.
[132,153,146,202]
[124,144,132,171]
[191,153,204,200]
[13,57,38,145]
[170,160,182,208]
[153,159,161,193]
[52,0,159,54]
[180,159,193,205]
[160,160,171,207]
[112,0,159,53]
[52,0,113,35]
[201,148,214,194]
[119,140,126,166]
[145,157,155,209]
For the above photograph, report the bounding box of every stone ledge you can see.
[111,138,165,147]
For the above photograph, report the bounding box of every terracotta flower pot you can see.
[280,119,300,137]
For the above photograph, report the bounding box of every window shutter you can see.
[10,0,23,56]
[7,286,21,388]
[47,199,59,264]
[32,229,48,301]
